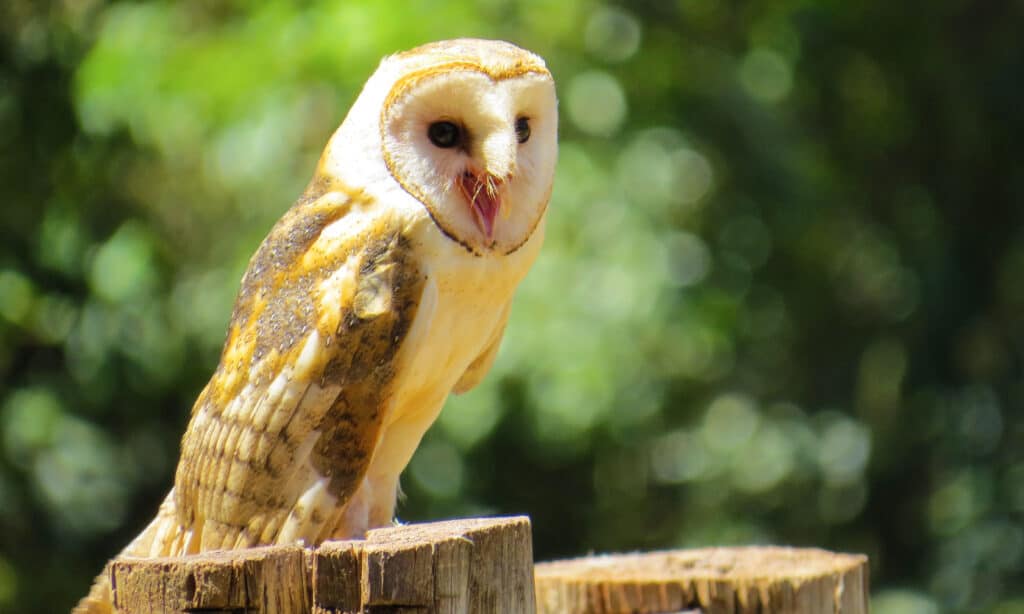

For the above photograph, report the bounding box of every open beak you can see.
[458,169,503,241]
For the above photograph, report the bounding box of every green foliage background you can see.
[2,1,1024,612]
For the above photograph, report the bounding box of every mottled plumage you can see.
[75,38,556,613]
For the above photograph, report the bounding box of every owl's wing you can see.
[171,180,427,553]
[452,300,511,394]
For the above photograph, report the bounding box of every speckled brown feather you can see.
[171,179,425,554]
[73,178,427,614]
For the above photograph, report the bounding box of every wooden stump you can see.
[313,516,535,613]
[107,520,869,614]
[110,545,309,613]
[109,516,534,614]
[534,547,869,614]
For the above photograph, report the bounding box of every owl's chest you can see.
[388,225,542,417]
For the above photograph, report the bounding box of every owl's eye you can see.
[428,121,461,148]
[515,117,531,144]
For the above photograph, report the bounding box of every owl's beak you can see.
[459,169,504,241]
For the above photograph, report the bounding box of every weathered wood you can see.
[313,516,536,614]
[534,546,869,614]
[311,540,362,613]
[107,519,868,614]
[111,517,534,613]
[110,544,309,613]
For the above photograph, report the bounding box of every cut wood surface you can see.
[534,546,869,614]
[110,545,310,613]
[109,515,534,614]
[313,516,535,613]
[108,519,870,614]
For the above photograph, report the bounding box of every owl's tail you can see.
[72,489,192,614]
[71,566,113,614]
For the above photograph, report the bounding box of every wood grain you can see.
[314,516,535,614]
[534,546,869,614]
[107,520,869,614]
[110,516,535,614]
[111,544,309,613]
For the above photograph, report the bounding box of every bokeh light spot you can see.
[651,429,708,484]
[663,324,735,381]
[33,415,128,533]
[702,393,760,453]
[738,48,793,103]
[610,128,716,208]
[616,129,684,209]
[566,70,627,136]
[37,207,86,275]
[530,365,615,440]
[817,414,872,485]
[439,384,503,450]
[584,6,642,63]
[732,422,794,493]
[89,222,157,303]
[663,232,711,287]
[956,387,1003,456]
[672,147,714,205]
[31,294,78,345]
[409,439,464,500]
[0,270,34,325]
[928,469,989,537]
[2,388,63,467]
[873,590,939,614]
[614,128,715,213]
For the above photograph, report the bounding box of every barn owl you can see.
[75,38,556,613]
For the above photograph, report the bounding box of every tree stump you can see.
[110,545,309,613]
[109,516,535,614]
[107,521,869,614]
[313,516,535,613]
[534,546,869,614]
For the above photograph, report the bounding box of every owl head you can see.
[319,39,558,255]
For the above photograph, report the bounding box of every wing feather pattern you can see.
[169,178,426,554]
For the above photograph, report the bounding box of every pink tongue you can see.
[461,173,500,239]
[473,190,500,239]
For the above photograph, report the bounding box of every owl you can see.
[75,38,557,613]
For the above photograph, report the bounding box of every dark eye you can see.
[515,117,531,144]
[428,121,461,148]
